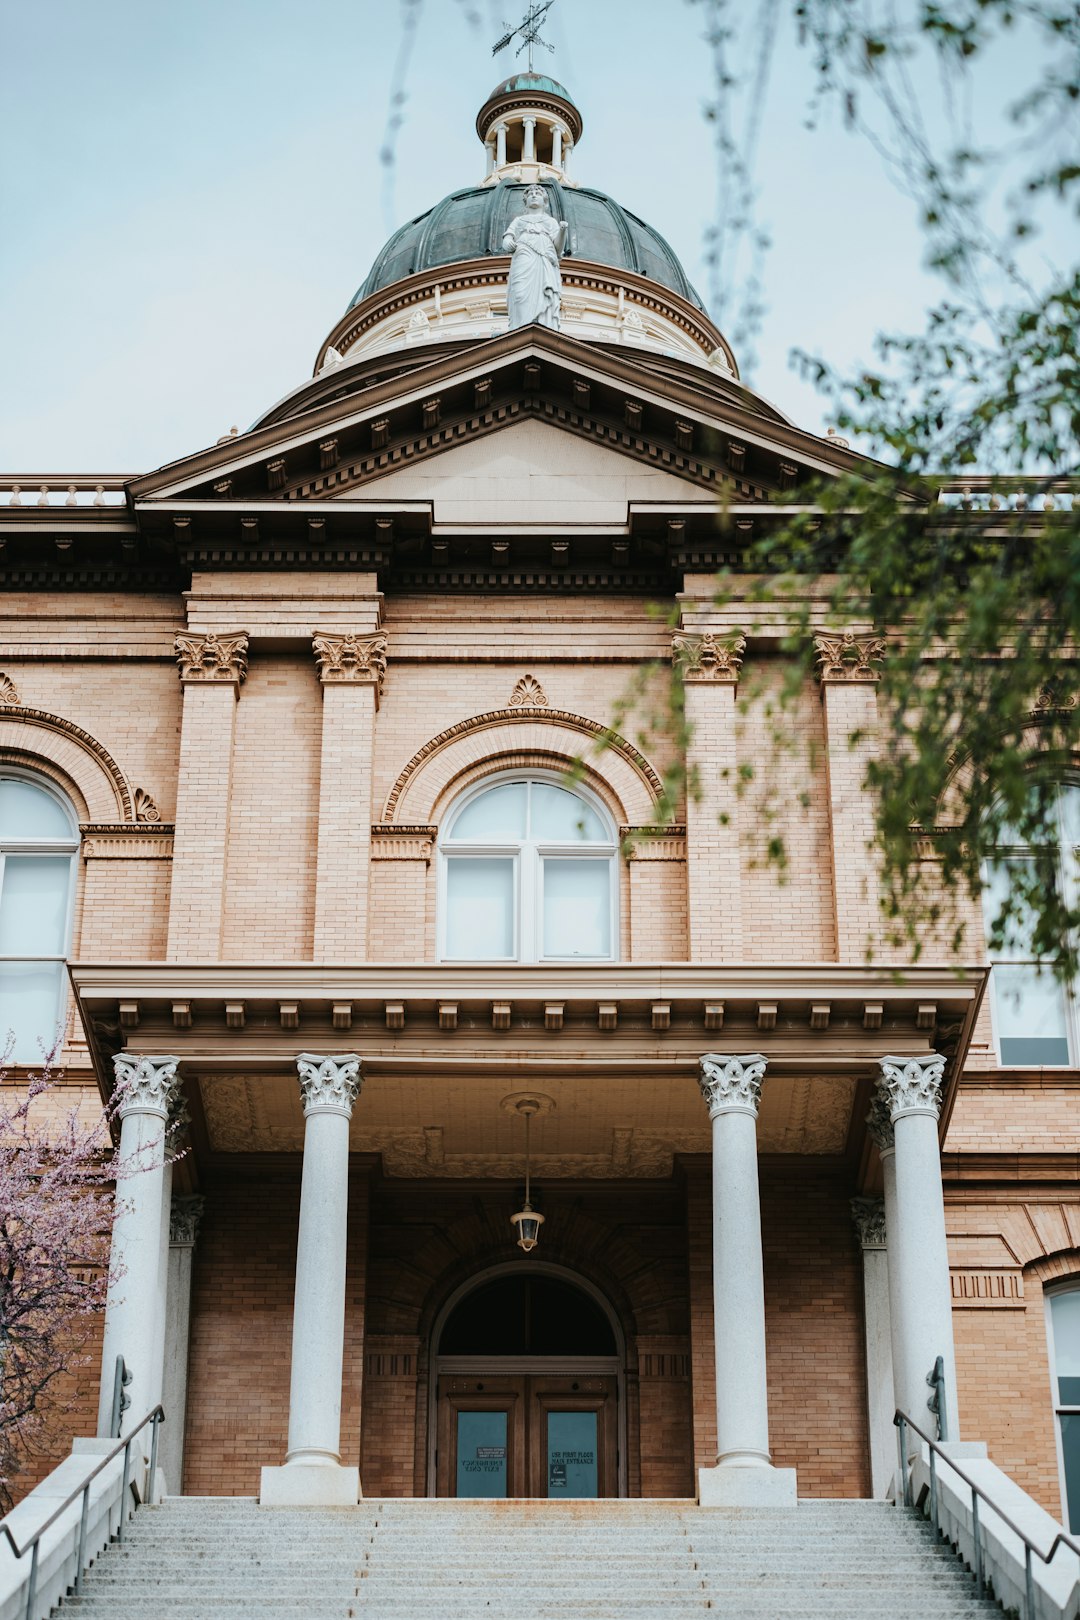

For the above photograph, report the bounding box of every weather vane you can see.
[492,1,555,73]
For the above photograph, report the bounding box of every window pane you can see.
[449,783,527,842]
[983,857,1052,957]
[0,961,65,1062]
[0,856,70,955]
[1052,1294,1080,1391]
[542,858,611,958]
[445,858,514,958]
[0,779,74,841]
[994,965,1070,1065]
[456,1411,508,1499]
[530,783,606,842]
[1062,1414,1080,1532]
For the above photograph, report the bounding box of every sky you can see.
[1,0,1072,473]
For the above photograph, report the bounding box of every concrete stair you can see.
[58,1496,1006,1618]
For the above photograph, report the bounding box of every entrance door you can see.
[437,1373,617,1498]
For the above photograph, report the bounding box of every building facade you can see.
[4,73,1079,1520]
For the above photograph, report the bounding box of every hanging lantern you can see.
[510,1097,545,1252]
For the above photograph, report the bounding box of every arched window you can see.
[0,774,78,1062]
[983,782,1080,1065]
[439,775,617,962]
[1047,1288,1080,1530]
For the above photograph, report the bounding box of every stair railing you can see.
[0,1405,163,1620]
[896,1407,1080,1620]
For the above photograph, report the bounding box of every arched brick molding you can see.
[382,707,665,828]
[0,707,134,823]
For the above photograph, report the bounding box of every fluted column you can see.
[97,1056,180,1445]
[260,1053,362,1507]
[696,1053,796,1505]
[851,1195,895,1496]
[311,633,386,960]
[876,1054,959,1441]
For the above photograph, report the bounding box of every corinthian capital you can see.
[814,629,886,682]
[312,632,388,696]
[671,630,746,683]
[170,1194,205,1247]
[113,1054,181,1119]
[296,1052,362,1118]
[865,1090,895,1154]
[699,1052,767,1118]
[175,632,249,685]
[877,1053,946,1122]
[850,1197,887,1250]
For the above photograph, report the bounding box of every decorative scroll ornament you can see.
[112,1054,181,1119]
[508,674,549,708]
[850,1196,887,1249]
[698,1052,767,1118]
[671,631,746,682]
[877,1053,946,1121]
[296,1052,362,1118]
[174,632,249,685]
[170,1194,205,1247]
[0,673,21,705]
[134,787,161,824]
[311,632,388,693]
[814,630,887,682]
[1032,679,1077,714]
[865,1090,895,1153]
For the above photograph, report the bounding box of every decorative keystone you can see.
[877,1053,946,1122]
[312,632,388,698]
[174,632,249,685]
[850,1197,887,1250]
[296,1052,362,1119]
[112,1054,181,1120]
[698,1052,767,1118]
[671,631,746,682]
[813,630,886,682]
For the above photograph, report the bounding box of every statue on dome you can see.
[502,185,567,331]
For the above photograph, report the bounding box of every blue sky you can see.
[1,0,1071,471]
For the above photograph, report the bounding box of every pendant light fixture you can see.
[510,1096,545,1252]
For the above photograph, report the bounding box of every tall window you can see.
[440,775,617,962]
[0,775,78,1062]
[1048,1290,1080,1531]
[983,782,1080,1066]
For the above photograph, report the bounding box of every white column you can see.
[877,1054,960,1442]
[851,1196,895,1497]
[552,125,563,168]
[160,1195,204,1495]
[522,116,536,161]
[697,1053,796,1505]
[97,1056,180,1446]
[260,1053,362,1507]
[563,139,572,175]
[485,139,495,176]
[495,123,507,167]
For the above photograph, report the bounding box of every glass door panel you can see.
[546,1410,599,1498]
[456,1410,508,1498]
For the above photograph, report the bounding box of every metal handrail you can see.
[896,1407,1080,1619]
[0,1405,164,1620]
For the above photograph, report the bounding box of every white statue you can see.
[502,184,567,331]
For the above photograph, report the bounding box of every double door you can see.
[436,1371,617,1498]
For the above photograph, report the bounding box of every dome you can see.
[487,72,575,105]
[348,180,706,313]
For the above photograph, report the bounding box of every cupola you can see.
[475,72,583,186]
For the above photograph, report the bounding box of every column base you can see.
[259,1463,361,1507]
[698,1463,798,1506]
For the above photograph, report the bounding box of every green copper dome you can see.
[348,179,706,313]
[488,72,576,104]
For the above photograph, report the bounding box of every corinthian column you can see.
[876,1054,959,1441]
[696,1052,796,1505]
[97,1055,180,1445]
[261,1053,362,1507]
[851,1194,894,1497]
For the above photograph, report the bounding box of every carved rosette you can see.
[671,631,746,683]
[175,632,249,686]
[865,1090,895,1154]
[312,632,388,699]
[814,630,887,682]
[877,1053,946,1122]
[699,1052,767,1118]
[170,1194,205,1248]
[850,1196,887,1250]
[112,1054,181,1120]
[296,1052,362,1119]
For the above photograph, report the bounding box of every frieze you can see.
[814,630,887,682]
[370,824,437,862]
[950,1270,1025,1307]
[620,825,687,861]
[81,826,175,859]
[174,632,249,685]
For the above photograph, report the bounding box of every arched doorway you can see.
[428,1262,627,1498]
